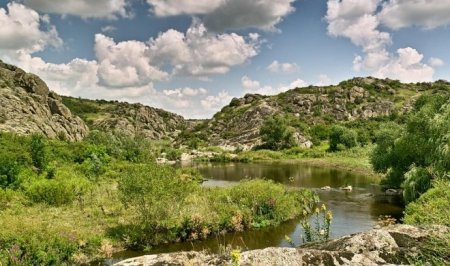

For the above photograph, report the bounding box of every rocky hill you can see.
[61,96,186,140]
[0,60,88,141]
[196,77,450,149]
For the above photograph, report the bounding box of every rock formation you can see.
[0,60,88,141]
[114,224,449,266]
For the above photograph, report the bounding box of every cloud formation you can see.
[147,0,296,31]
[326,0,436,82]
[267,60,299,73]
[20,0,130,19]
[0,3,62,53]
[379,0,450,30]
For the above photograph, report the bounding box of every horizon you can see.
[1,0,449,118]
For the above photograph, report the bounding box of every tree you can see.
[328,125,358,152]
[260,115,296,150]
[370,93,450,203]
[30,134,47,174]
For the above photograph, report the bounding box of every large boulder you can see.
[0,60,88,141]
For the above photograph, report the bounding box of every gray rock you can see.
[114,225,448,266]
[0,61,88,141]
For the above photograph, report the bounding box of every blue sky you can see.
[0,0,449,118]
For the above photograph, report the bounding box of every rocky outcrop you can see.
[62,96,186,140]
[0,60,88,141]
[197,77,445,149]
[114,224,449,266]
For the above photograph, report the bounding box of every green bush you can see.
[260,115,296,151]
[309,125,330,145]
[328,125,358,151]
[30,134,48,174]
[0,155,21,189]
[26,177,90,206]
[404,180,450,226]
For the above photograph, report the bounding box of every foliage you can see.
[260,115,296,151]
[404,179,450,226]
[371,93,450,202]
[30,134,48,173]
[0,154,21,189]
[328,125,358,152]
[309,125,330,146]
[300,204,333,243]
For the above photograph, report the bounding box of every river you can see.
[100,161,404,265]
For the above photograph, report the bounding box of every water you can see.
[101,162,404,265]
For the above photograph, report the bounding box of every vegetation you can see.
[0,131,317,264]
[259,115,296,150]
[371,93,450,202]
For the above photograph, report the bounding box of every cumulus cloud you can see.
[428,57,445,67]
[19,0,130,19]
[379,0,450,30]
[241,75,261,90]
[241,76,307,95]
[147,0,296,31]
[0,3,62,53]
[373,47,435,83]
[326,0,436,82]
[163,87,207,97]
[316,74,333,86]
[94,34,169,88]
[267,60,299,73]
[201,90,233,110]
[148,22,260,77]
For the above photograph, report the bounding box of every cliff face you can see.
[0,60,88,141]
[198,77,447,149]
[61,96,187,141]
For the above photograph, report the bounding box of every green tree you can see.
[30,134,47,174]
[260,115,296,150]
[328,125,358,152]
[371,93,450,202]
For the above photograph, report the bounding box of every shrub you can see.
[26,177,91,206]
[260,115,296,151]
[309,125,330,145]
[30,134,48,173]
[0,155,21,189]
[328,125,358,151]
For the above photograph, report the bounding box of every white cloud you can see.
[316,74,333,86]
[163,87,207,97]
[201,90,233,110]
[326,0,437,83]
[148,22,260,77]
[379,0,450,30]
[428,57,445,67]
[101,26,117,33]
[94,34,169,88]
[373,47,434,83]
[147,0,296,31]
[277,79,308,93]
[20,0,130,19]
[267,60,299,73]
[0,3,62,53]
[241,76,261,90]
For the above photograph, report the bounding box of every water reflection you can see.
[101,162,404,265]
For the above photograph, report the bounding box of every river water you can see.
[102,162,404,265]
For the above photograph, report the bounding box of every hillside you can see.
[0,60,88,141]
[61,96,186,140]
[194,77,450,149]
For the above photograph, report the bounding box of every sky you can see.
[0,0,449,119]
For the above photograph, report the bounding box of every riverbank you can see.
[114,224,450,266]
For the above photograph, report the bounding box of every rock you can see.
[293,132,313,149]
[114,225,449,266]
[340,186,352,191]
[321,186,331,191]
[385,189,401,196]
[0,61,88,141]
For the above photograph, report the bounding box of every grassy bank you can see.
[0,132,318,265]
